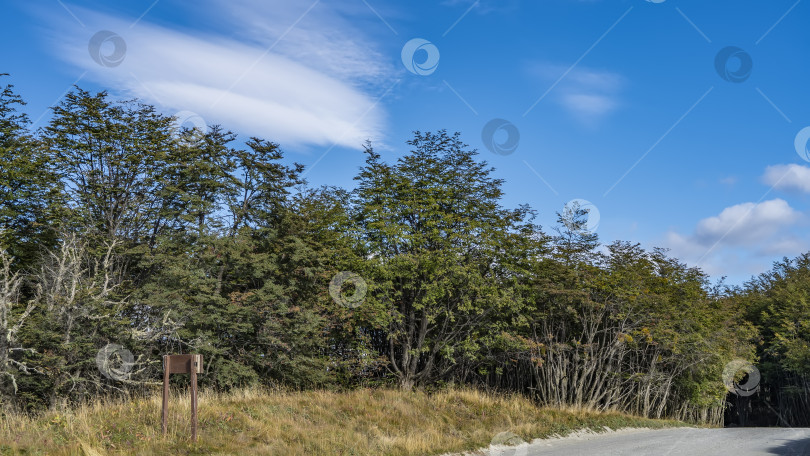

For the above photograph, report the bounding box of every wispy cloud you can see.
[218,0,395,87]
[762,164,810,194]
[720,176,738,186]
[528,63,623,124]
[561,93,617,118]
[40,1,397,151]
[440,0,520,15]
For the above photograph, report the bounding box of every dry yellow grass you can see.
[0,387,687,455]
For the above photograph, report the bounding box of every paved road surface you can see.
[497,428,810,456]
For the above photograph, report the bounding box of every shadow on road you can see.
[766,435,810,455]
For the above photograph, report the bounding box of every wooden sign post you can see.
[162,354,203,442]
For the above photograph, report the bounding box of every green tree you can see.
[0,74,61,268]
[43,88,176,245]
[352,131,536,389]
[736,253,810,425]
[136,133,333,389]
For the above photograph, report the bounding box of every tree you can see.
[0,74,61,269]
[43,88,176,244]
[0,78,779,424]
[135,133,333,389]
[0,250,38,400]
[736,253,810,425]
[352,131,536,389]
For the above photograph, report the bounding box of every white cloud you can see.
[662,199,807,279]
[528,63,623,124]
[760,237,808,256]
[762,164,810,193]
[693,199,801,246]
[218,0,394,87]
[42,1,397,150]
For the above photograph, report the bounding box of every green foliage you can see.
[733,253,810,424]
[43,88,175,243]
[350,131,539,389]
[0,74,61,267]
[0,76,805,427]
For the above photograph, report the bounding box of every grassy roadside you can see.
[0,388,691,455]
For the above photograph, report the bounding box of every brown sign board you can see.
[164,354,203,374]
[162,354,203,441]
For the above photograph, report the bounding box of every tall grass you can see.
[0,387,688,455]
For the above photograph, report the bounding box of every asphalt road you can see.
[491,428,810,456]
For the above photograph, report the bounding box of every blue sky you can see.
[2,0,809,284]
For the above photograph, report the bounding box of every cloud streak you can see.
[528,63,623,124]
[42,1,397,150]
